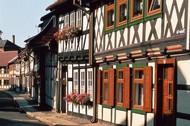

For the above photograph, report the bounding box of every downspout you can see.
[73,0,97,123]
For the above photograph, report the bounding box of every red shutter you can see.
[108,68,115,106]
[123,67,131,108]
[97,69,102,104]
[143,66,152,112]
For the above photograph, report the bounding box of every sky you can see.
[0,0,55,47]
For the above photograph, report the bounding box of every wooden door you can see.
[61,66,67,113]
[155,59,176,126]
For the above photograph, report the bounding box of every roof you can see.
[25,16,58,48]
[0,51,18,67]
[0,39,21,51]
[46,0,67,11]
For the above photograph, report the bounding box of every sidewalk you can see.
[5,91,105,126]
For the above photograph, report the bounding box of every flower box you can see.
[54,26,81,41]
[64,91,92,106]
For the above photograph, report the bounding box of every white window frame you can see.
[73,70,78,92]
[80,69,85,93]
[76,10,82,27]
[64,14,69,27]
[70,12,75,27]
[87,68,93,100]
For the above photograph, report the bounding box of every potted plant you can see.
[64,91,92,106]
[54,26,82,41]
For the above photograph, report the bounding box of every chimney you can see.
[12,35,15,44]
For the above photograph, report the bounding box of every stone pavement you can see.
[5,91,107,126]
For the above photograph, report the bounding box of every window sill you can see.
[102,104,112,109]
[132,108,146,115]
[116,106,127,111]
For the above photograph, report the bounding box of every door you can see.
[155,59,176,126]
[61,66,67,113]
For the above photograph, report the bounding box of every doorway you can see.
[155,58,176,126]
[61,66,67,113]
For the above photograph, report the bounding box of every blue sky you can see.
[0,0,54,47]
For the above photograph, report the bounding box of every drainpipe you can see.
[73,0,96,123]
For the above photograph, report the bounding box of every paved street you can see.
[0,91,48,126]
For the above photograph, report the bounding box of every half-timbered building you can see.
[25,13,58,109]
[91,0,190,126]
[46,0,94,118]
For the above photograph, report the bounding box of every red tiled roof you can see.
[0,51,18,67]
[46,0,66,11]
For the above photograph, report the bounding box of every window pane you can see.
[107,10,114,27]
[73,71,78,92]
[104,83,109,101]
[168,99,172,111]
[104,71,108,79]
[118,71,123,79]
[119,3,127,22]
[87,70,93,99]
[80,71,85,93]
[118,83,123,103]
[135,84,143,106]
[133,0,143,16]
[135,70,144,79]
[148,0,161,12]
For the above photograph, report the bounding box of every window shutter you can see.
[123,67,131,108]
[108,68,115,106]
[97,69,102,104]
[143,66,152,112]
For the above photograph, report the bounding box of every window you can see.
[131,0,143,21]
[117,69,124,106]
[147,0,161,16]
[70,12,75,27]
[133,68,144,109]
[105,1,115,30]
[102,68,115,106]
[118,0,128,26]
[76,10,82,27]
[87,69,93,100]
[133,66,152,112]
[65,14,69,27]
[4,80,9,85]
[103,70,109,103]
[73,71,78,92]
[80,70,85,93]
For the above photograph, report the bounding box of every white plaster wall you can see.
[98,105,102,119]
[73,104,79,113]
[177,60,190,84]
[103,108,111,122]
[105,33,115,50]
[177,118,190,126]
[127,110,131,126]
[112,108,115,123]
[95,6,104,53]
[132,113,145,126]
[115,110,126,125]
[177,90,190,114]
[87,106,93,116]
[146,113,154,126]
[80,105,86,114]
